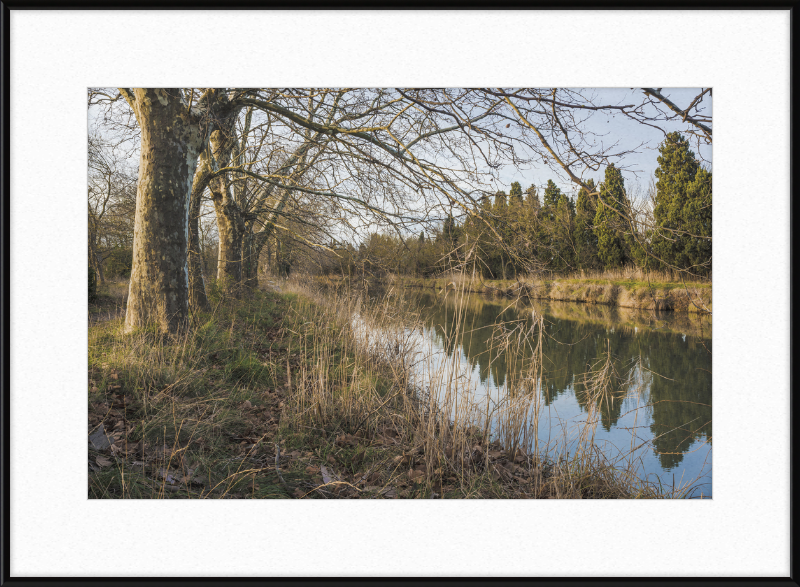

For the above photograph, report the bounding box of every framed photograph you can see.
[4,6,791,581]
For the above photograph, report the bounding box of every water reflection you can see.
[406,289,712,488]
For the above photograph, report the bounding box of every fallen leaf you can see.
[95,455,112,468]
[89,424,112,451]
[327,455,336,464]
[293,488,305,498]
[408,469,425,482]
[320,465,333,484]
[305,465,320,475]
[242,400,252,409]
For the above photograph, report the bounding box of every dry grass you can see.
[563,267,710,285]
[284,276,702,498]
[355,266,712,314]
[88,270,706,499]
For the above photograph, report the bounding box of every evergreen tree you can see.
[542,179,562,211]
[537,180,573,270]
[525,184,540,215]
[651,132,712,275]
[467,195,496,278]
[550,192,577,271]
[509,181,523,206]
[594,165,631,270]
[441,214,462,269]
[490,193,510,278]
[442,214,460,249]
[573,179,602,270]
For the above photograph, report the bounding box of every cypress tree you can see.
[652,132,712,275]
[574,179,601,270]
[492,192,509,278]
[594,165,631,270]
[552,192,577,271]
[542,179,562,211]
[509,181,523,206]
[525,184,540,214]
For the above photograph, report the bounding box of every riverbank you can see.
[320,273,712,314]
[88,279,694,498]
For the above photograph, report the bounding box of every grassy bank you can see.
[324,268,712,313]
[88,278,698,499]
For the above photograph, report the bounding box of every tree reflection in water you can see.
[412,290,711,473]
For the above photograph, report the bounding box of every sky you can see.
[89,87,713,240]
[495,87,712,200]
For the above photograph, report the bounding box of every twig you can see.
[275,443,294,497]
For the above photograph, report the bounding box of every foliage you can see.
[509,181,524,206]
[574,179,601,270]
[317,140,711,281]
[594,166,631,270]
[651,132,712,276]
[105,246,133,278]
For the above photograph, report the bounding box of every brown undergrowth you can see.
[322,269,712,314]
[88,277,700,499]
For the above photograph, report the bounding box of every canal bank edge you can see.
[340,276,712,314]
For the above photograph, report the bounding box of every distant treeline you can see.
[317,132,711,280]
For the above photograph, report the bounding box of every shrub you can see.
[89,265,97,302]
[106,246,133,278]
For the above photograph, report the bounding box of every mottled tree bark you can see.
[208,120,246,296]
[121,88,207,333]
[188,154,211,311]
[213,193,246,294]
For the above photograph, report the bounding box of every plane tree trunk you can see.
[208,118,246,296]
[120,88,209,334]
[187,153,211,311]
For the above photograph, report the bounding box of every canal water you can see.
[393,288,712,497]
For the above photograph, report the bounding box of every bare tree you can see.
[88,87,712,332]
